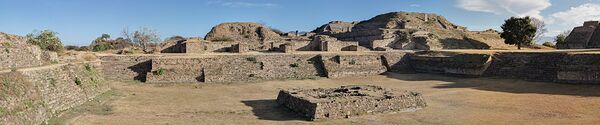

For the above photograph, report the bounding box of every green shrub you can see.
[153,68,166,76]
[92,43,111,52]
[26,30,64,52]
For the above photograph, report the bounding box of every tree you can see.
[530,18,547,42]
[554,30,571,44]
[500,17,537,50]
[26,30,64,52]
[132,27,160,52]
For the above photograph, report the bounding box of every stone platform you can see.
[276,85,427,121]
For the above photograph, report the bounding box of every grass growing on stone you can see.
[349,60,357,65]
[289,63,299,68]
[74,77,82,86]
[84,64,93,72]
[49,78,57,87]
[246,57,257,62]
[0,107,7,117]
[43,90,120,125]
[153,68,166,76]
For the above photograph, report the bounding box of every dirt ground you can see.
[64,73,600,125]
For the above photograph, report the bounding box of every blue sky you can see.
[1,0,599,46]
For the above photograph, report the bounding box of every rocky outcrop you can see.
[312,12,509,50]
[205,22,283,43]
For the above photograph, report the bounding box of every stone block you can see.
[277,85,426,121]
[184,41,205,53]
[280,43,294,53]
[232,43,249,53]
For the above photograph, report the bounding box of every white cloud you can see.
[207,0,280,8]
[548,3,600,27]
[410,4,421,7]
[456,0,551,19]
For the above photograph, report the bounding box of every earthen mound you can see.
[312,12,514,50]
[205,22,282,42]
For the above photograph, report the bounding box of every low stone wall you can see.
[99,55,160,82]
[411,51,600,84]
[0,62,109,125]
[557,54,600,84]
[277,85,426,120]
[484,52,563,81]
[381,52,413,73]
[144,52,399,83]
[322,54,388,78]
[410,52,493,76]
[147,54,326,83]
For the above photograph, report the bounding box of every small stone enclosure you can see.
[276,85,427,120]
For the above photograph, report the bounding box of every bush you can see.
[92,42,111,52]
[542,42,555,48]
[26,30,64,52]
[65,45,80,50]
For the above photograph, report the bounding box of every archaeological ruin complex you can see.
[1,11,600,124]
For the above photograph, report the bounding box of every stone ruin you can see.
[158,12,512,54]
[311,12,501,50]
[557,21,600,49]
[276,85,427,121]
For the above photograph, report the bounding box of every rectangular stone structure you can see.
[276,85,427,121]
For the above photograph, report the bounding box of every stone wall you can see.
[99,55,161,82]
[484,52,563,81]
[410,51,600,84]
[557,54,600,84]
[146,54,326,83]
[322,54,388,78]
[0,44,57,71]
[409,52,493,76]
[0,62,109,125]
[143,53,399,83]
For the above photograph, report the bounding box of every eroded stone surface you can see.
[276,85,427,120]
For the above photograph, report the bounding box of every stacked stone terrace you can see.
[276,85,427,120]
[557,21,600,49]
[0,32,109,125]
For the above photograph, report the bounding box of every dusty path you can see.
[67,73,600,125]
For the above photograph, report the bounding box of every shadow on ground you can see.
[384,73,600,97]
[241,99,308,121]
